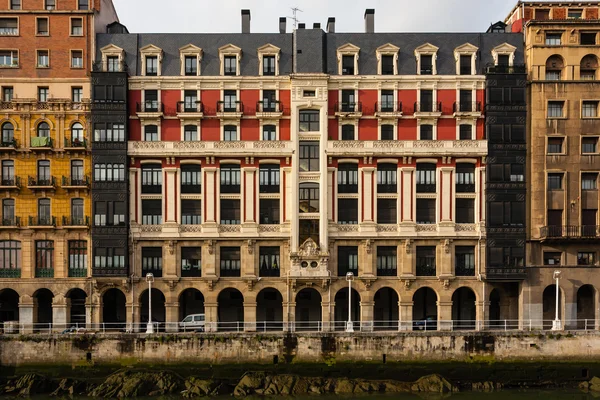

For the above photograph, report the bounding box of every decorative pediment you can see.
[219,43,242,55]
[454,42,479,54]
[414,42,439,55]
[101,44,124,54]
[140,44,163,55]
[376,43,400,54]
[179,44,203,54]
[337,43,361,54]
[257,43,280,54]
[492,42,517,54]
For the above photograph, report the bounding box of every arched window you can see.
[545,55,564,80]
[1,122,14,145]
[71,122,84,144]
[581,54,598,80]
[184,125,197,141]
[37,122,50,138]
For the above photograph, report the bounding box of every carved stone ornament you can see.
[444,239,452,254]
[247,239,255,254]
[167,240,176,255]
[298,238,321,257]
[442,279,450,290]
[403,279,412,289]
[206,240,215,255]
[405,239,412,254]
[364,239,372,254]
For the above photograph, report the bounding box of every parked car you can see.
[180,314,205,332]
[413,316,437,331]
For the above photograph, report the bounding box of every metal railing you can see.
[456,183,475,193]
[256,100,283,113]
[28,216,56,227]
[0,268,20,278]
[484,64,527,74]
[217,101,243,113]
[177,101,204,113]
[62,216,90,227]
[540,225,600,239]
[28,176,56,188]
[35,268,54,278]
[0,139,17,148]
[0,177,20,188]
[334,102,362,113]
[414,101,442,113]
[1,216,20,227]
[375,101,402,113]
[453,101,482,113]
[136,102,163,113]
[64,138,87,148]
[3,319,599,335]
[62,176,90,187]
[92,61,128,73]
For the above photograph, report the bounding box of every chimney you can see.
[327,17,335,33]
[313,22,321,29]
[298,23,305,29]
[279,17,286,33]
[241,9,251,34]
[364,9,375,33]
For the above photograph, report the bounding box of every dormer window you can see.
[179,44,203,76]
[140,44,163,77]
[491,43,517,68]
[376,43,399,76]
[337,43,360,76]
[258,44,281,76]
[415,43,439,75]
[100,44,125,72]
[454,43,478,76]
[219,44,242,77]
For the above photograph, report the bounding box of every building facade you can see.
[507,1,600,329]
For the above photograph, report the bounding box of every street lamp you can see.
[552,270,562,331]
[346,272,354,333]
[145,273,154,334]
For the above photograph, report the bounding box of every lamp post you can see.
[145,273,154,334]
[552,270,562,331]
[346,272,354,333]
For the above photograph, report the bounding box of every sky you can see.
[110,0,526,34]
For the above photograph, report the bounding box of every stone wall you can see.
[2,331,600,367]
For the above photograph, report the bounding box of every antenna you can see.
[288,7,303,30]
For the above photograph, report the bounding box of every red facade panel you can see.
[202,119,220,141]
[162,119,180,141]
[240,90,259,116]
[358,119,378,141]
[201,90,220,115]
[240,119,259,141]
[437,119,456,140]
[358,90,377,116]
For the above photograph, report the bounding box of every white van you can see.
[180,314,205,331]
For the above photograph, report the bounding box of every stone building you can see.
[506,1,600,329]
[0,0,119,330]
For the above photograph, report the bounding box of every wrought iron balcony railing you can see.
[375,101,402,113]
[62,176,90,188]
[217,101,243,113]
[177,101,204,114]
[414,102,442,113]
[256,100,283,113]
[136,102,163,113]
[453,101,482,113]
[62,216,90,227]
[540,225,600,239]
[334,102,362,113]
[29,216,56,227]
[28,176,56,188]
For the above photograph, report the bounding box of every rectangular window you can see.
[35,240,54,277]
[78,0,89,10]
[342,55,354,75]
[184,125,197,141]
[299,110,319,132]
[259,247,280,277]
[9,0,20,10]
[299,219,319,246]
[2,160,14,184]
[93,163,125,182]
[455,246,475,276]
[263,55,276,75]
[145,56,158,76]
[184,56,197,76]
[420,55,433,75]
[220,199,240,225]
[181,247,201,277]
[183,89,197,111]
[141,164,162,194]
[224,56,237,75]
[420,125,433,140]
[299,184,319,213]
[568,8,583,19]
[419,89,433,112]
[548,101,564,118]
[459,54,472,75]
[224,125,237,141]
[94,123,125,142]
[38,87,49,102]
[223,90,237,112]
[259,165,280,193]
[543,252,562,265]
[262,90,277,112]
[338,246,358,276]
[93,247,125,270]
[459,125,473,140]
[181,165,201,194]
[71,160,84,184]
[93,201,125,226]
[377,164,397,193]
[578,252,595,266]
[0,240,20,273]
[71,50,83,68]
[37,50,49,68]
[377,198,397,224]
[71,18,83,36]
[548,173,563,190]
[416,246,436,276]
[45,0,55,9]
[416,199,436,224]
[144,125,158,141]
[377,247,397,276]
[380,90,395,112]
[2,87,13,102]
[456,199,475,223]
[416,164,436,192]
[142,247,162,277]
[547,137,564,154]
[220,164,241,193]
[582,173,598,190]
[583,101,599,118]
[2,199,14,225]
[141,199,162,225]
[72,87,83,103]
[303,90,316,97]
[581,32,597,45]
[107,56,119,72]
[381,55,394,75]
[337,164,358,193]
[299,141,319,172]
[545,33,562,46]
[338,199,358,225]
[341,125,355,140]
[583,137,599,154]
[220,247,241,277]
[259,199,280,224]
[262,124,276,141]
[68,241,87,277]
[36,18,48,36]
[456,164,475,192]
[381,124,394,140]
[181,200,201,225]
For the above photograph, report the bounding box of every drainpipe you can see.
[477,229,484,328]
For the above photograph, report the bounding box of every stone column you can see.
[399,300,414,331]
[321,298,333,332]
[244,301,257,332]
[400,168,415,224]
[400,240,414,277]
[126,302,139,333]
[52,294,68,332]
[476,300,490,331]
[437,300,453,331]
[164,167,178,223]
[243,240,256,277]
[519,282,542,330]
[54,232,66,278]
[21,231,33,279]
[165,302,179,332]
[360,240,375,277]
[203,167,218,225]
[439,239,453,278]
[163,241,178,278]
[438,167,454,235]
[129,168,138,223]
[204,301,218,332]
[202,241,217,278]
[284,301,295,332]
[243,167,257,223]
[362,167,375,223]
[19,295,34,334]
[360,300,374,332]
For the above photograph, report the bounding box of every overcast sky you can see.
[111,0,526,34]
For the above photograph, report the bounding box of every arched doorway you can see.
[179,289,204,320]
[543,285,562,330]
[0,289,19,324]
[577,285,595,330]
[452,287,476,330]
[489,289,501,329]
[66,289,87,327]
[334,288,360,331]
[256,288,283,331]
[217,288,244,331]
[413,287,437,331]
[374,287,399,331]
[33,289,54,332]
[102,288,126,331]
[295,288,322,331]
[140,288,166,331]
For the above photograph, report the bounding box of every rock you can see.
[580,381,590,392]
[3,373,49,396]
[262,374,296,395]
[233,372,267,396]
[333,378,357,394]
[590,377,600,392]
[50,378,86,397]
[472,381,500,392]
[410,374,457,393]
[88,370,183,398]
[380,380,411,393]
[183,377,221,397]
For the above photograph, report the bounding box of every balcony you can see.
[64,138,88,151]
[0,216,20,228]
[0,269,21,278]
[176,101,204,119]
[35,268,54,278]
[28,216,56,228]
[62,216,90,228]
[0,138,18,151]
[0,177,21,191]
[68,267,87,278]
[327,140,487,157]
[338,183,358,194]
[375,101,403,118]
[256,100,283,118]
[414,102,442,118]
[30,137,52,150]
[92,61,128,73]
[28,176,56,190]
[377,184,397,194]
[416,183,436,193]
[540,225,600,241]
[62,176,90,190]
[485,267,526,281]
[484,64,526,75]
[217,101,244,118]
[453,101,482,117]
[129,140,294,158]
[136,102,164,118]
[334,102,363,118]
[416,264,437,277]
[455,264,475,277]
[456,183,475,193]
